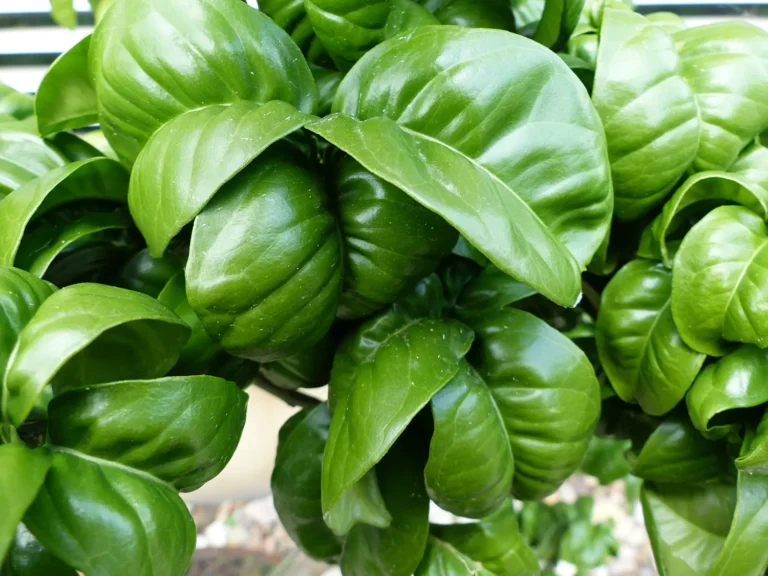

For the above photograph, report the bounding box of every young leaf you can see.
[592,9,699,220]
[324,471,391,536]
[311,25,613,306]
[596,259,705,415]
[672,206,768,356]
[0,445,50,561]
[736,406,768,473]
[415,537,495,576]
[35,35,98,137]
[90,0,317,164]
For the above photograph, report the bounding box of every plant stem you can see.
[249,374,321,408]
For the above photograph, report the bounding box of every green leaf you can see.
[430,500,540,576]
[425,360,514,518]
[675,22,768,172]
[311,65,344,116]
[736,406,768,473]
[185,143,341,362]
[414,537,495,576]
[580,435,632,485]
[340,427,430,576]
[46,375,247,492]
[272,405,342,561]
[672,206,768,356]
[332,154,456,319]
[157,272,223,375]
[2,283,189,428]
[35,35,98,137]
[468,308,601,499]
[0,158,128,268]
[128,101,317,257]
[324,470,391,536]
[421,0,515,31]
[0,128,67,200]
[645,11,686,34]
[90,0,317,164]
[709,441,768,576]
[260,327,338,390]
[322,316,473,513]
[0,82,34,121]
[14,208,132,282]
[385,0,439,36]
[0,268,55,397]
[454,265,536,320]
[329,273,446,410]
[592,9,699,220]
[3,523,76,576]
[596,259,705,415]
[49,0,77,28]
[632,413,727,483]
[638,172,768,265]
[558,498,619,571]
[118,249,182,298]
[642,481,736,576]
[23,449,195,576]
[304,0,390,70]
[686,345,768,439]
[317,26,612,306]
[0,444,50,561]
[532,0,585,51]
[46,132,104,163]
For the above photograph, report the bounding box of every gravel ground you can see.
[187,474,656,575]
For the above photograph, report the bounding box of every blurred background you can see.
[0,0,763,574]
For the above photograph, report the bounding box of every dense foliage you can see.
[1,0,767,574]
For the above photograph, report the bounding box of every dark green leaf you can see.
[118,249,183,298]
[596,259,705,415]
[580,435,631,485]
[454,265,535,321]
[421,0,515,31]
[2,524,76,576]
[90,0,316,164]
[559,498,619,570]
[2,283,189,427]
[324,470,391,536]
[259,327,338,390]
[672,206,768,356]
[35,35,98,137]
[0,445,50,561]
[310,65,343,116]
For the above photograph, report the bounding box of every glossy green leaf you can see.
[324,470,391,536]
[332,154,456,319]
[46,132,104,163]
[185,144,341,362]
[24,449,195,576]
[632,413,727,483]
[0,158,128,268]
[259,328,337,390]
[14,208,132,280]
[272,405,342,561]
[592,9,698,220]
[3,524,76,576]
[454,265,535,321]
[329,273,445,410]
[385,0,439,35]
[156,272,223,375]
[686,345,768,439]
[672,206,768,356]
[46,375,246,491]
[596,259,705,415]
[638,172,768,265]
[468,308,601,499]
[430,500,539,576]
[642,481,736,576]
[304,0,389,70]
[35,35,98,137]
[340,427,430,576]
[414,537,495,576]
[420,0,515,31]
[0,268,55,396]
[425,360,513,518]
[676,22,768,172]
[2,283,189,428]
[90,0,317,164]
[580,435,632,485]
[0,444,50,561]
[0,83,34,121]
[315,25,613,305]
[311,65,344,116]
[531,0,586,51]
[260,0,319,55]
[736,406,768,474]
[322,316,473,513]
[0,129,67,200]
[129,101,316,257]
[709,441,768,576]
[118,249,182,298]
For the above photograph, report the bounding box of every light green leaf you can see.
[90,0,316,164]
[0,129,67,200]
[596,259,705,415]
[645,12,686,34]
[2,283,189,428]
[580,435,632,485]
[35,35,98,137]
[0,444,50,561]
[672,206,768,356]
[686,345,768,439]
[49,0,77,28]
[414,537,495,576]
[736,406,768,474]
[593,9,699,220]
[0,82,34,121]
